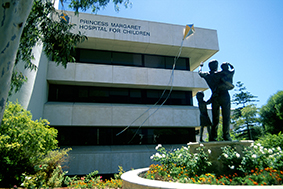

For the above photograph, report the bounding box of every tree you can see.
[0,0,130,126]
[231,81,262,140]
[232,104,262,140]
[260,91,283,134]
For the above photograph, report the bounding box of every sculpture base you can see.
[188,140,254,174]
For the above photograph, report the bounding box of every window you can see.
[48,84,193,106]
[71,49,190,71]
[79,50,111,64]
[112,52,142,66]
[54,126,196,146]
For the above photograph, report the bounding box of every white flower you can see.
[154,153,162,158]
[208,149,211,154]
[150,155,154,159]
[236,153,240,158]
[224,154,228,158]
[183,147,188,150]
[253,145,258,149]
[195,156,198,160]
[178,154,182,158]
[252,154,257,158]
[229,165,235,169]
[155,144,162,150]
[162,154,166,158]
[268,149,273,154]
[200,143,204,147]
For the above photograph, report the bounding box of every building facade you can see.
[11,11,219,175]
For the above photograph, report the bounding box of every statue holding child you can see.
[198,60,235,141]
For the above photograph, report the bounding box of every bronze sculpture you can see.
[198,60,235,141]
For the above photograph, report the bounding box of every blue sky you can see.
[60,0,283,108]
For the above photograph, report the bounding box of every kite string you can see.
[125,39,185,143]
[116,40,184,137]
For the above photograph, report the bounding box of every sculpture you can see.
[198,60,235,141]
[196,91,211,142]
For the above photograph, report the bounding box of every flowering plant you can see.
[148,143,212,181]
[144,142,283,185]
[219,143,283,176]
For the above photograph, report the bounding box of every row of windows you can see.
[48,84,193,105]
[54,126,196,146]
[71,48,190,71]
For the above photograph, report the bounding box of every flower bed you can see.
[122,168,283,189]
[122,141,283,188]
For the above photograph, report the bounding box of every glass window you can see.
[144,55,165,68]
[54,126,196,146]
[112,52,142,66]
[48,85,192,106]
[79,49,111,64]
[175,58,188,70]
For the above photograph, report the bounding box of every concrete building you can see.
[11,11,219,175]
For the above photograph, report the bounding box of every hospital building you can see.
[11,10,219,175]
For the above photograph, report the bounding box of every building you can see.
[11,11,219,175]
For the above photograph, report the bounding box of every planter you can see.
[121,168,283,189]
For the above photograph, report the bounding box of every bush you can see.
[0,102,58,187]
[260,90,283,134]
[256,132,283,148]
[145,143,283,185]
[21,148,71,188]
[149,144,212,181]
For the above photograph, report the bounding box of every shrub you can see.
[145,143,283,185]
[21,148,71,188]
[0,102,58,187]
[149,144,212,181]
[256,132,283,148]
[64,166,124,188]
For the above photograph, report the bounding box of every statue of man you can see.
[198,60,235,141]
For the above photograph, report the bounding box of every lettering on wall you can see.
[78,19,150,37]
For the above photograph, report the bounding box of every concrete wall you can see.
[47,62,208,93]
[65,144,184,175]
[44,102,200,127]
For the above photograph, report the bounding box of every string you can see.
[126,40,185,143]
[116,39,185,138]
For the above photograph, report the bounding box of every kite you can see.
[183,24,195,40]
[116,24,195,142]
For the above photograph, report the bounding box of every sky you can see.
[60,0,283,109]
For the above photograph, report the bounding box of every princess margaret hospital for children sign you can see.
[79,19,151,37]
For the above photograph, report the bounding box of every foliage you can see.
[256,132,283,148]
[67,0,132,13]
[21,148,71,188]
[231,81,261,140]
[260,90,283,134]
[0,101,58,186]
[10,0,87,96]
[232,81,258,108]
[148,144,212,181]
[64,166,124,188]
[143,143,283,185]
[219,143,283,175]
[232,105,263,140]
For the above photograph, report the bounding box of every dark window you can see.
[71,49,190,71]
[79,50,111,64]
[112,52,142,66]
[54,126,196,146]
[48,84,193,106]
[144,55,165,69]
